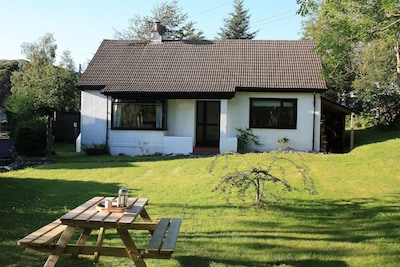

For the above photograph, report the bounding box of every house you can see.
[76,27,351,156]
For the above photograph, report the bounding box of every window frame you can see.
[249,98,297,129]
[111,98,167,130]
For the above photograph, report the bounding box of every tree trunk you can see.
[396,42,400,85]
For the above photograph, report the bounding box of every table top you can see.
[60,196,150,229]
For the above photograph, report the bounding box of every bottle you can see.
[118,187,128,208]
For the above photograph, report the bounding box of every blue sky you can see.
[0,0,304,67]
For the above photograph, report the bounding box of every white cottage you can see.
[76,33,349,156]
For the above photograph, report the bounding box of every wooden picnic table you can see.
[18,196,181,267]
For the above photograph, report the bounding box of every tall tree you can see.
[0,60,21,106]
[114,0,204,40]
[5,33,79,156]
[300,0,400,126]
[217,0,258,39]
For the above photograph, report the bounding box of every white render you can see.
[79,91,322,156]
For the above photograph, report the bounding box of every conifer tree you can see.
[218,0,258,39]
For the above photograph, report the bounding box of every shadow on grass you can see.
[165,196,400,267]
[176,256,349,267]
[0,177,120,267]
[352,126,400,148]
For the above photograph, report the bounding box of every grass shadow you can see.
[0,177,120,266]
[351,126,400,148]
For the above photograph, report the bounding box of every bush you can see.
[236,127,261,153]
[82,143,109,156]
[13,120,46,156]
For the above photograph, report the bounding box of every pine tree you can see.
[218,0,258,39]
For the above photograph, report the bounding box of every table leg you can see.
[71,228,92,259]
[140,208,154,235]
[94,227,105,263]
[117,229,147,267]
[140,208,152,222]
[44,226,76,267]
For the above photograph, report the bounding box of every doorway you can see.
[196,101,220,148]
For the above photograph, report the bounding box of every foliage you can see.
[235,127,261,153]
[82,143,109,156]
[4,33,80,157]
[210,147,316,205]
[301,0,400,127]
[13,119,46,156]
[114,0,204,40]
[0,60,21,106]
[353,39,400,126]
[217,0,258,39]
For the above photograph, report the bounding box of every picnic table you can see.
[18,196,181,267]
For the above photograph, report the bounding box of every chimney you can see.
[150,22,166,43]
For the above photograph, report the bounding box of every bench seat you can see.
[142,218,181,259]
[18,219,67,251]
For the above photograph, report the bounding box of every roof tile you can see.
[77,39,327,96]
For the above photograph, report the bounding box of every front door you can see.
[196,101,220,147]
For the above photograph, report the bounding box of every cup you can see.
[104,200,111,209]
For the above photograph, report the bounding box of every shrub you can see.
[13,120,46,156]
[236,127,261,153]
[82,143,109,156]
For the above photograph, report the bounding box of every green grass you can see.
[1,127,400,267]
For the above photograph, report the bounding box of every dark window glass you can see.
[250,98,297,129]
[112,99,166,130]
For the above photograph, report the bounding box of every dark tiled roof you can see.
[76,39,327,97]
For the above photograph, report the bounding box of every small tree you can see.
[217,0,258,39]
[210,144,316,205]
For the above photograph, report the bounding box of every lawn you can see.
[1,127,400,267]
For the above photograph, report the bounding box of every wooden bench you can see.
[17,219,67,253]
[142,218,181,259]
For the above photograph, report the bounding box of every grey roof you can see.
[76,39,327,98]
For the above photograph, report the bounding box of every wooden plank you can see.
[63,244,132,258]
[89,210,111,223]
[125,198,148,215]
[146,218,169,253]
[94,227,106,263]
[61,197,104,222]
[43,226,76,267]
[71,228,92,259]
[102,211,124,224]
[18,219,63,245]
[74,197,113,222]
[32,225,67,246]
[119,198,148,225]
[161,218,181,253]
[117,229,147,267]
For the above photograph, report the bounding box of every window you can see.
[112,99,166,130]
[250,98,297,129]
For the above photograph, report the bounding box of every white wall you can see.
[227,92,321,152]
[106,99,195,156]
[80,91,321,156]
[80,90,108,147]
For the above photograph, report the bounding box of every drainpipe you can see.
[312,91,316,152]
[106,95,109,148]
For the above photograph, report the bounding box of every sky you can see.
[0,0,305,68]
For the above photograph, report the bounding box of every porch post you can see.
[220,100,227,140]
[219,99,237,153]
